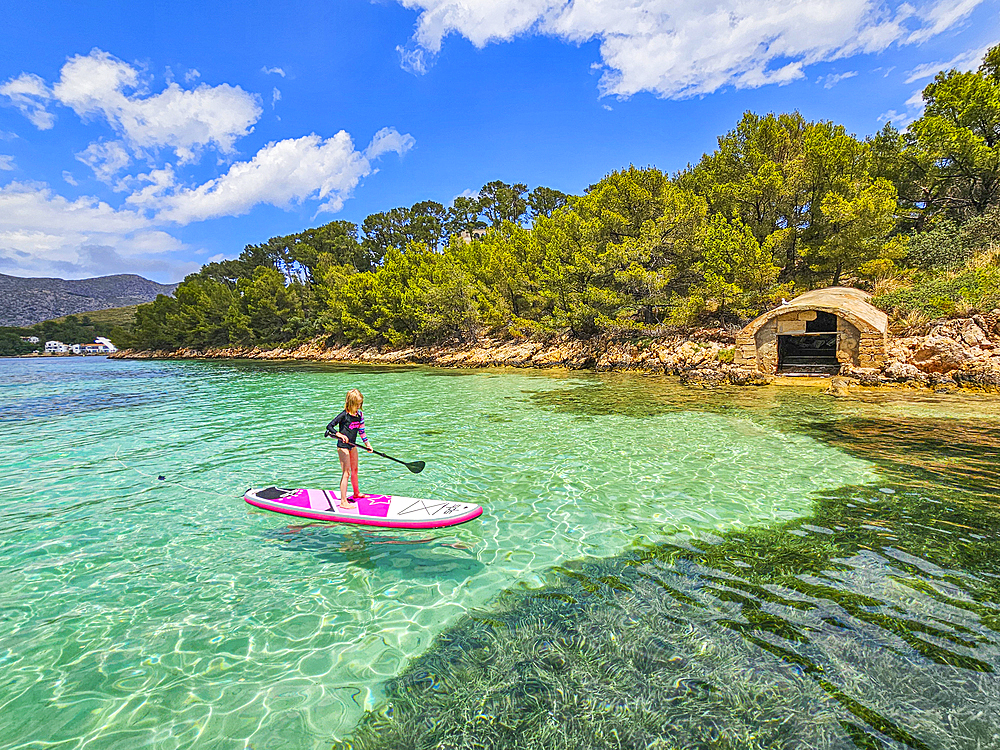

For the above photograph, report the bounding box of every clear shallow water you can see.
[0,358,997,749]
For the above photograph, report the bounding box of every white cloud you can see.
[261,66,286,77]
[906,0,981,43]
[394,0,987,98]
[397,44,432,74]
[904,43,992,82]
[1,50,416,278]
[76,140,132,184]
[0,181,192,279]
[0,130,18,141]
[185,68,201,83]
[0,72,56,129]
[365,126,417,160]
[52,49,262,163]
[822,71,859,88]
[879,88,927,128]
[130,128,415,224]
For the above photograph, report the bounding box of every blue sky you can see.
[1,0,998,282]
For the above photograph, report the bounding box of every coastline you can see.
[110,315,1000,392]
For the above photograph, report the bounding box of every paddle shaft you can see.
[325,431,425,473]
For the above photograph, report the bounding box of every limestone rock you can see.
[842,366,883,386]
[727,368,773,386]
[679,368,728,387]
[883,360,925,383]
[961,321,992,348]
[909,335,982,373]
[951,362,1000,391]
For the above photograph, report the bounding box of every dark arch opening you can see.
[779,311,840,374]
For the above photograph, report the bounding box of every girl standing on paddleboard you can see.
[326,389,373,509]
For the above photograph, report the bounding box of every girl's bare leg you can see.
[338,447,355,509]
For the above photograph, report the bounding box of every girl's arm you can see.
[327,411,349,442]
[358,412,372,451]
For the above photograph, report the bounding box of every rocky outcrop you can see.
[841,309,1000,391]
[111,309,1000,393]
[112,329,740,377]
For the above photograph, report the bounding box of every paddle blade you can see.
[406,461,425,474]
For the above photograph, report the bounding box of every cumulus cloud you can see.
[394,0,986,97]
[0,181,192,280]
[130,128,415,224]
[1,50,415,279]
[0,72,56,129]
[50,49,262,163]
[75,140,132,184]
[184,68,201,83]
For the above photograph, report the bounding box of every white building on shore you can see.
[43,338,116,355]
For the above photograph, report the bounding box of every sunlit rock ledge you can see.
[110,314,1000,392]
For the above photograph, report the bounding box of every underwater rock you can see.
[823,376,852,397]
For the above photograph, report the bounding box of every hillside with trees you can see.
[0,313,128,356]
[126,47,1000,353]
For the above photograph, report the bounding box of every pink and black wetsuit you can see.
[327,410,368,449]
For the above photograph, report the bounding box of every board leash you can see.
[113,446,233,500]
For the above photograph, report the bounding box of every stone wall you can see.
[837,317,860,367]
[855,322,887,369]
[734,310,886,373]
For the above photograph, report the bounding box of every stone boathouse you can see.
[734,287,888,375]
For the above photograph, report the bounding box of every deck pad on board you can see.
[244,487,482,529]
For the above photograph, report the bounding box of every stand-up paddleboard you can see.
[245,487,483,529]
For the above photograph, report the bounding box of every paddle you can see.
[324,430,425,473]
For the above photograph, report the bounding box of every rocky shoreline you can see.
[111,312,1000,392]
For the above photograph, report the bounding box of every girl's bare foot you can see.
[338,498,357,510]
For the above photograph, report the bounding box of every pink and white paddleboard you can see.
[245,487,483,529]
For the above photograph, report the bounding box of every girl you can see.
[326,389,373,509]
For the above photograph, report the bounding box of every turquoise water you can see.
[1,357,998,749]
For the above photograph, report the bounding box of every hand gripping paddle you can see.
[325,430,425,473]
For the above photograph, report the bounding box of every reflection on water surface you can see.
[346,398,1000,750]
[1,358,998,749]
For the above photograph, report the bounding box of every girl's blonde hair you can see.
[345,388,364,413]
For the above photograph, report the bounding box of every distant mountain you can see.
[0,273,178,327]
